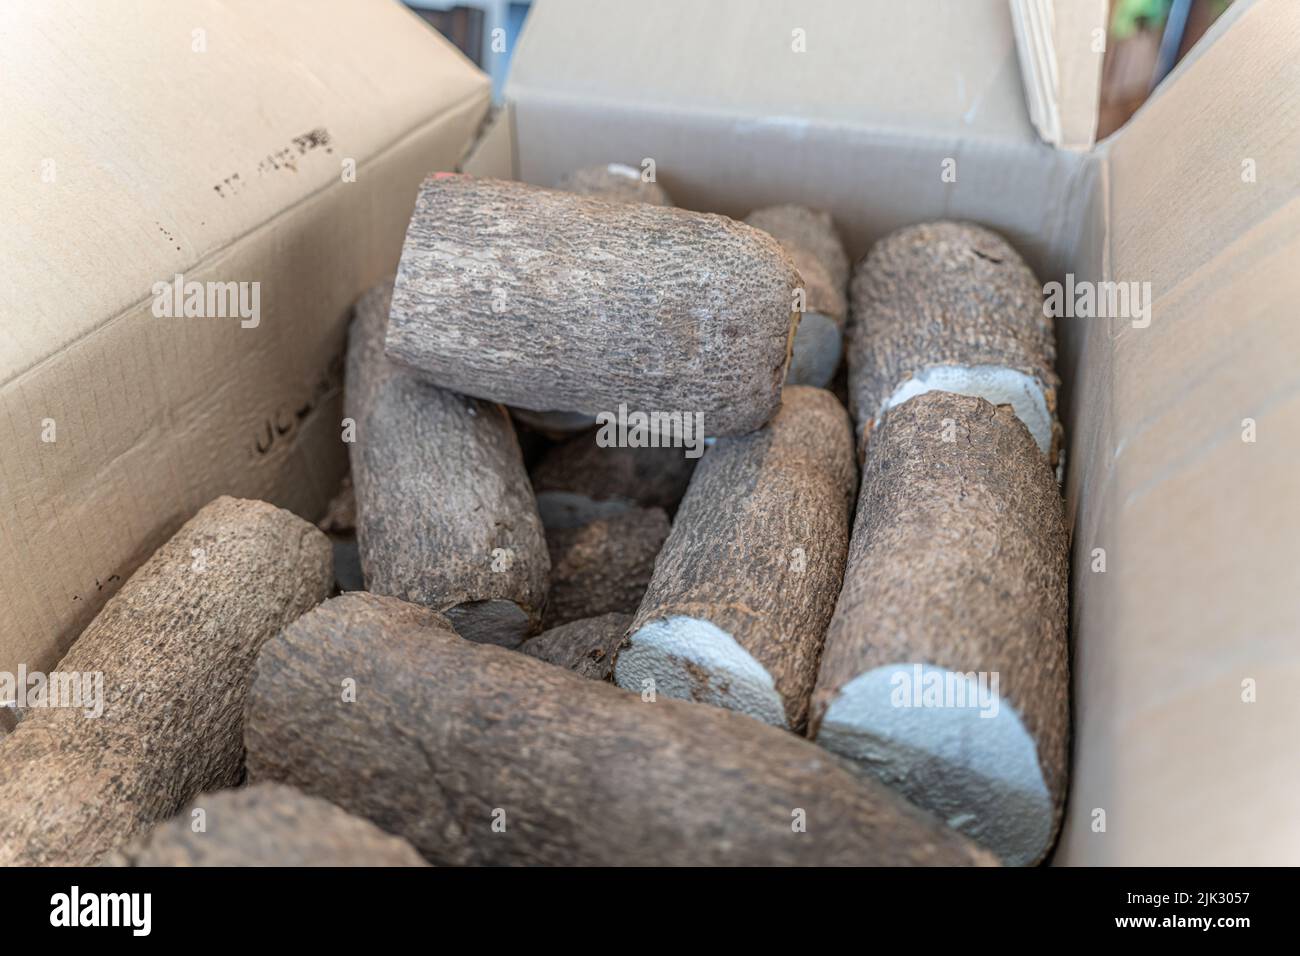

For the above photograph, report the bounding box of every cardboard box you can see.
[0,1,490,672]
[5,0,1296,866]
[469,0,1300,864]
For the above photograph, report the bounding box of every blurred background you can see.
[405,0,531,98]
[405,0,1236,138]
[1098,0,1235,137]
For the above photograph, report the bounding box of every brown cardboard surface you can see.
[0,0,490,674]
[1058,0,1300,864]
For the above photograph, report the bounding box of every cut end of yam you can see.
[813,664,1053,867]
[878,364,1054,457]
[787,311,842,387]
[614,615,788,729]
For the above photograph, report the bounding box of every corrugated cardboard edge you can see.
[462,103,518,179]
[1009,0,1107,151]
[0,88,490,677]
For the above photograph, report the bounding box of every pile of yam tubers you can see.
[0,166,1068,868]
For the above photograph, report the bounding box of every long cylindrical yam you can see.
[746,205,848,388]
[809,391,1069,867]
[386,176,801,436]
[613,386,856,731]
[522,612,634,681]
[847,221,1060,461]
[544,506,670,628]
[555,162,674,206]
[347,280,549,646]
[0,496,332,866]
[531,431,698,527]
[245,592,995,867]
[107,783,428,867]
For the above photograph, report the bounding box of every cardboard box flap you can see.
[0,0,487,386]
[1059,0,1300,863]
[504,0,1093,278]
[1008,0,1107,150]
[0,0,489,676]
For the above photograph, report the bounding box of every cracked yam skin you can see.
[846,221,1060,460]
[0,496,332,866]
[347,279,549,644]
[386,176,801,436]
[244,592,996,867]
[107,783,429,867]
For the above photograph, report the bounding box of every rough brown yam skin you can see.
[387,176,800,436]
[522,612,634,681]
[620,386,857,731]
[745,204,849,290]
[531,166,671,427]
[554,164,674,206]
[347,280,549,639]
[530,431,698,524]
[745,206,847,325]
[808,391,1069,862]
[846,221,1059,451]
[0,496,332,866]
[544,507,670,628]
[244,592,995,867]
[107,783,428,867]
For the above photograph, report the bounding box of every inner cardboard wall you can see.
[0,0,492,675]
[1056,0,1300,864]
